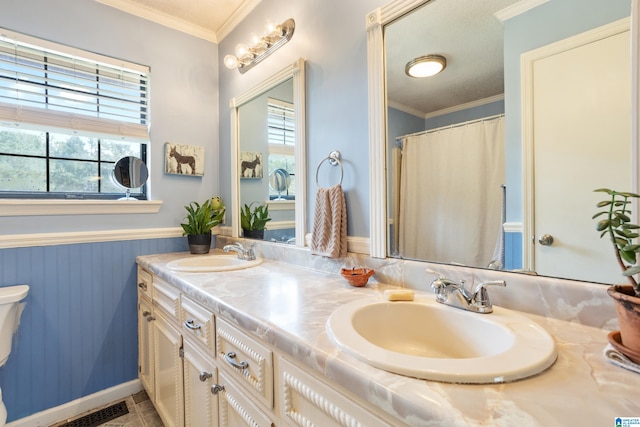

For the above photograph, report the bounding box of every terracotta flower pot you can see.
[187,233,212,254]
[607,285,640,359]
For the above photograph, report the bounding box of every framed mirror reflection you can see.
[368,0,635,284]
[230,58,306,245]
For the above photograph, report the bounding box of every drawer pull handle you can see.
[138,282,147,291]
[210,384,225,395]
[225,352,249,370]
[146,315,155,322]
[185,319,202,330]
[142,310,151,317]
[199,371,213,382]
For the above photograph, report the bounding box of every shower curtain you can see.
[398,116,505,266]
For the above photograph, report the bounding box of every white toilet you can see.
[0,285,29,427]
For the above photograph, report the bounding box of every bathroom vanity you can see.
[137,250,640,426]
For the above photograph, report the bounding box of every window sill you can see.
[266,200,295,210]
[0,199,163,216]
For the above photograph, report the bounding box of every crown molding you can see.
[495,0,550,22]
[96,0,218,42]
[96,0,263,43]
[216,0,263,42]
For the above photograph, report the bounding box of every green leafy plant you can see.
[593,188,640,296]
[181,196,225,235]
[240,202,271,231]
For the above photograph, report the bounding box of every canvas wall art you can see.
[240,151,263,179]
[165,143,204,176]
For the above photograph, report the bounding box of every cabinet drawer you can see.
[216,317,273,410]
[137,267,153,300]
[279,357,392,427]
[181,295,215,353]
[153,276,180,322]
[218,370,274,427]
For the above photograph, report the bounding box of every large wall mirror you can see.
[231,58,306,245]
[367,0,638,284]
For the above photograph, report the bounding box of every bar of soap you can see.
[383,289,415,301]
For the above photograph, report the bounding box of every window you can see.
[267,98,295,199]
[0,28,150,199]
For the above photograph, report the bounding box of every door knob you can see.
[538,234,554,246]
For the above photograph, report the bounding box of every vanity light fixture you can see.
[224,18,295,74]
[405,54,447,78]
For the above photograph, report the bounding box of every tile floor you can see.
[51,390,163,427]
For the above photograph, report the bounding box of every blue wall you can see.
[0,238,188,422]
[0,0,220,236]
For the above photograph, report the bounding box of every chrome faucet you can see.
[223,242,256,261]
[426,269,506,314]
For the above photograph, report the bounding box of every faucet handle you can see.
[425,268,445,279]
[472,280,506,312]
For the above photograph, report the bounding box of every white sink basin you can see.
[166,254,262,272]
[326,295,556,384]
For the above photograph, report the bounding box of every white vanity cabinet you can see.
[137,266,399,427]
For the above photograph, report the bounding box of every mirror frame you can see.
[367,0,640,265]
[230,57,307,245]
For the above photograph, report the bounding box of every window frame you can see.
[0,28,151,202]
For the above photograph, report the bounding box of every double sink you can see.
[165,253,557,384]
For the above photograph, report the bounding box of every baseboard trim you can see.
[6,380,143,427]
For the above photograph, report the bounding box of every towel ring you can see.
[315,150,343,187]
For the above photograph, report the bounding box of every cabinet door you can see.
[138,294,155,401]
[154,310,184,427]
[183,339,219,427]
[218,370,273,427]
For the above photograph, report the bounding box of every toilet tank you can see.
[0,285,29,366]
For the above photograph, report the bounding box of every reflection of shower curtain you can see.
[398,116,505,266]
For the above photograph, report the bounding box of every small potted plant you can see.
[181,196,225,254]
[593,188,640,363]
[241,202,271,240]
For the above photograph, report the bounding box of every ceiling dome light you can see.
[405,55,447,78]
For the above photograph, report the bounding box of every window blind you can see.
[267,98,294,148]
[0,29,150,141]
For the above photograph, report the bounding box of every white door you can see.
[526,22,631,283]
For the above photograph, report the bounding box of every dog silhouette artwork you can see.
[169,146,196,175]
[241,155,261,178]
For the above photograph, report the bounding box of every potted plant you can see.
[593,188,640,363]
[241,202,271,240]
[181,196,225,254]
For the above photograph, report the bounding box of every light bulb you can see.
[224,54,239,69]
[235,43,249,58]
[264,20,276,35]
[250,33,261,46]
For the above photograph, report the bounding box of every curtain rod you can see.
[396,113,505,143]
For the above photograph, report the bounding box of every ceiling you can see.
[385,0,522,117]
[95,0,262,42]
[97,0,534,118]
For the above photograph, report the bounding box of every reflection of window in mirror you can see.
[267,98,295,200]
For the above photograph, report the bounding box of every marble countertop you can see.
[137,251,640,426]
